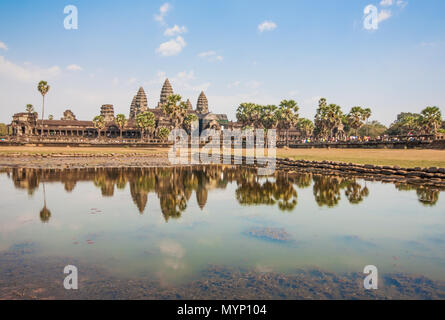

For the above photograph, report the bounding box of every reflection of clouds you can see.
[254,264,274,273]
[160,239,185,259]
[0,213,35,235]
[159,239,186,271]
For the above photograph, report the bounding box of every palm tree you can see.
[183,113,198,133]
[236,103,261,128]
[136,111,156,141]
[26,104,34,113]
[115,114,127,140]
[314,100,330,141]
[297,118,314,139]
[161,94,188,129]
[260,104,278,131]
[92,115,105,139]
[37,81,50,136]
[420,106,442,134]
[277,100,299,146]
[362,107,372,136]
[347,106,365,136]
[401,115,419,135]
[314,100,344,141]
[48,114,54,120]
[326,104,343,140]
[158,127,170,141]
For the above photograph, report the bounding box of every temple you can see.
[10,79,229,140]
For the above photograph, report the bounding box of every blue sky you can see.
[0,0,444,125]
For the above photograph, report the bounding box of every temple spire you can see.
[130,87,148,119]
[196,91,209,114]
[158,78,174,108]
[186,98,193,111]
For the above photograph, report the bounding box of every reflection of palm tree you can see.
[344,180,369,204]
[39,183,51,223]
[313,175,342,207]
[416,186,439,206]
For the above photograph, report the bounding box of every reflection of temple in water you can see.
[1,166,441,223]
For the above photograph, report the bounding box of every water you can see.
[0,166,444,299]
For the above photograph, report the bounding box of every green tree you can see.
[93,115,105,139]
[0,123,8,136]
[26,104,34,113]
[297,118,314,139]
[136,111,156,140]
[358,121,387,138]
[362,107,372,136]
[236,103,263,128]
[277,99,299,145]
[260,104,278,131]
[387,112,420,136]
[314,99,343,140]
[419,106,442,134]
[183,113,198,133]
[37,81,50,136]
[347,106,366,136]
[48,114,54,120]
[161,94,188,129]
[158,127,170,141]
[115,114,127,139]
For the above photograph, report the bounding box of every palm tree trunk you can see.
[41,95,45,137]
[43,183,46,207]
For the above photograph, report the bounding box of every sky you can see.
[0,0,444,125]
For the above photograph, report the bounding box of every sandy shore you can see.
[1,146,445,169]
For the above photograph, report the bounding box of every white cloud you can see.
[227,80,241,88]
[245,80,262,89]
[198,51,216,58]
[156,36,186,56]
[66,64,82,71]
[175,70,195,81]
[154,3,171,25]
[258,21,277,33]
[396,0,407,8]
[378,9,392,23]
[0,56,61,82]
[164,24,187,36]
[198,51,223,62]
[0,41,8,51]
[420,41,438,48]
[380,0,393,6]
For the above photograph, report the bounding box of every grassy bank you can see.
[1,146,445,168]
[276,148,445,168]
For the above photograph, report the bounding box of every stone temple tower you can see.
[100,104,115,122]
[185,98,193,111]
[130,87,148,119]
[129,96,137,119]
[196,91,209,114]
[158,78,174,108]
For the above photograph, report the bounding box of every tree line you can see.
[236,98,444,142]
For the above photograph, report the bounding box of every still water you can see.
[0,166,444,299]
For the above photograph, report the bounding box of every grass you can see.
[276,148,445,168]
[1,146,445,168]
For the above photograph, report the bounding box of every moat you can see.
[0,166,444,299]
